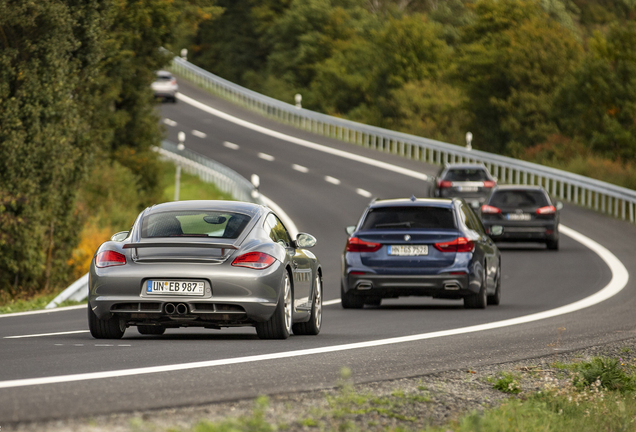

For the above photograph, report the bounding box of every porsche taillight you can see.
[346,237,382,253]
[437,180,453,188]
[95,251,126,268]
[434,237,475,253]
[231,252,276,269]
[482,180,496,188]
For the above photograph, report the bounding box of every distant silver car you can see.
[88,201,323,339]
[431,163,497,209]
[151,70,178,102]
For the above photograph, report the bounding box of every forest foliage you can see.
[0,0,219,298]
[188,0,636,183]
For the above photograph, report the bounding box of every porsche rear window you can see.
[361,207,456,230]
[141,211,251,239]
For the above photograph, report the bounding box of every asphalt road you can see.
[1,79,635,425]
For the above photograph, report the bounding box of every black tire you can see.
[171,96,177,103]
[365,296,382,307]
[88,305,125,339]
[488,264,501,306]
[464,270,488,309]
[293,272,322,335]
[256,271,293,339]
[341,281,364,309]
[137,325,165,335]
[546,239,559,250]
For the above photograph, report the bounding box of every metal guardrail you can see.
[156,140,265,205]
[171,56,636,224]
[46,145,263,308]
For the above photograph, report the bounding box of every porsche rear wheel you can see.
[137,325,166,335]
[256,271,293,339]
[88,305,125,339]
[293,272,322,335]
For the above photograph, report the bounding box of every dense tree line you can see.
[0,0,218,297]
[188,0,636,178]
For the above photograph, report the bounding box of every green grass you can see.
[0,162,232,315]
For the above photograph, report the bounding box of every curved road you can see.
[1,79,635,424]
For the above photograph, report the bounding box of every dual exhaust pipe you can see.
[165,303,188,315]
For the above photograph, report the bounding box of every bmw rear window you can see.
[489,190,549,208]
[360,207,456,230]
[141,211,251,239]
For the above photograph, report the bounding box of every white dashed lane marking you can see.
[163,118,177,127]
[258,153,275,161]
[356,188,373,198]
[325,176,341,185]
[192,130,207,139]
[223,141,240,150]
[292,164,308,173]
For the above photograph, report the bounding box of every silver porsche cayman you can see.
[88,200,322,340]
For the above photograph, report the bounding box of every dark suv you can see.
[431,164,497,209]
[341,197,501,309]
[480,185,562,250]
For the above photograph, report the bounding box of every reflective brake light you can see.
[231,252,276,269]
[95,251,126,268]
[482,180,496,188]
[346,237,382,253]
[437,180,453,188]
[434,237,475,253]
[536,206,556,215]
[481,205,501,214]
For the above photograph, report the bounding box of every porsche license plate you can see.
[146,280,205,295]
[389,245,428,256]
[457,186,478,192]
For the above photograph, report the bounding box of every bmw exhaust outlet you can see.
[356,282,372,290]
[444,283,460,290]
[176,303,188,315]
[164,303,176,315]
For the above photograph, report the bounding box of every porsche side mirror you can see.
[556,201,564,211]
[111,231,129,242]
[296,233,317,248]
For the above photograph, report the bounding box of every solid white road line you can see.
[0,304,85,319]
[356,188,373,198]
[292,164,309,173]
[192,130,207,139]
[258,153,275,161]
[176,93,429,182]
[322,299,341,306]
[0,224,627,389]
[325,176,341,185]
[163,118,177,127]
[5,330,89,339]
[223,141,240,150]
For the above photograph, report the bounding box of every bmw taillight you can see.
[231,252,276,269]
[482,180,496,188]
[170,78,177,85]
[536,205,556,215]
[434,237,475,253]
[437,180,453,188]
[346,237,382,253]
[95,251,126,268]
[481,205,501,214]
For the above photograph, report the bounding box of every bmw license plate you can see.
[506,213,531,221]
[457,186,478,192]
[146,280,205,295]
[389,245,428,256]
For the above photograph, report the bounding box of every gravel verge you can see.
[10,336,636,432]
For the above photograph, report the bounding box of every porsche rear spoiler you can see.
[123,242,239,254]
